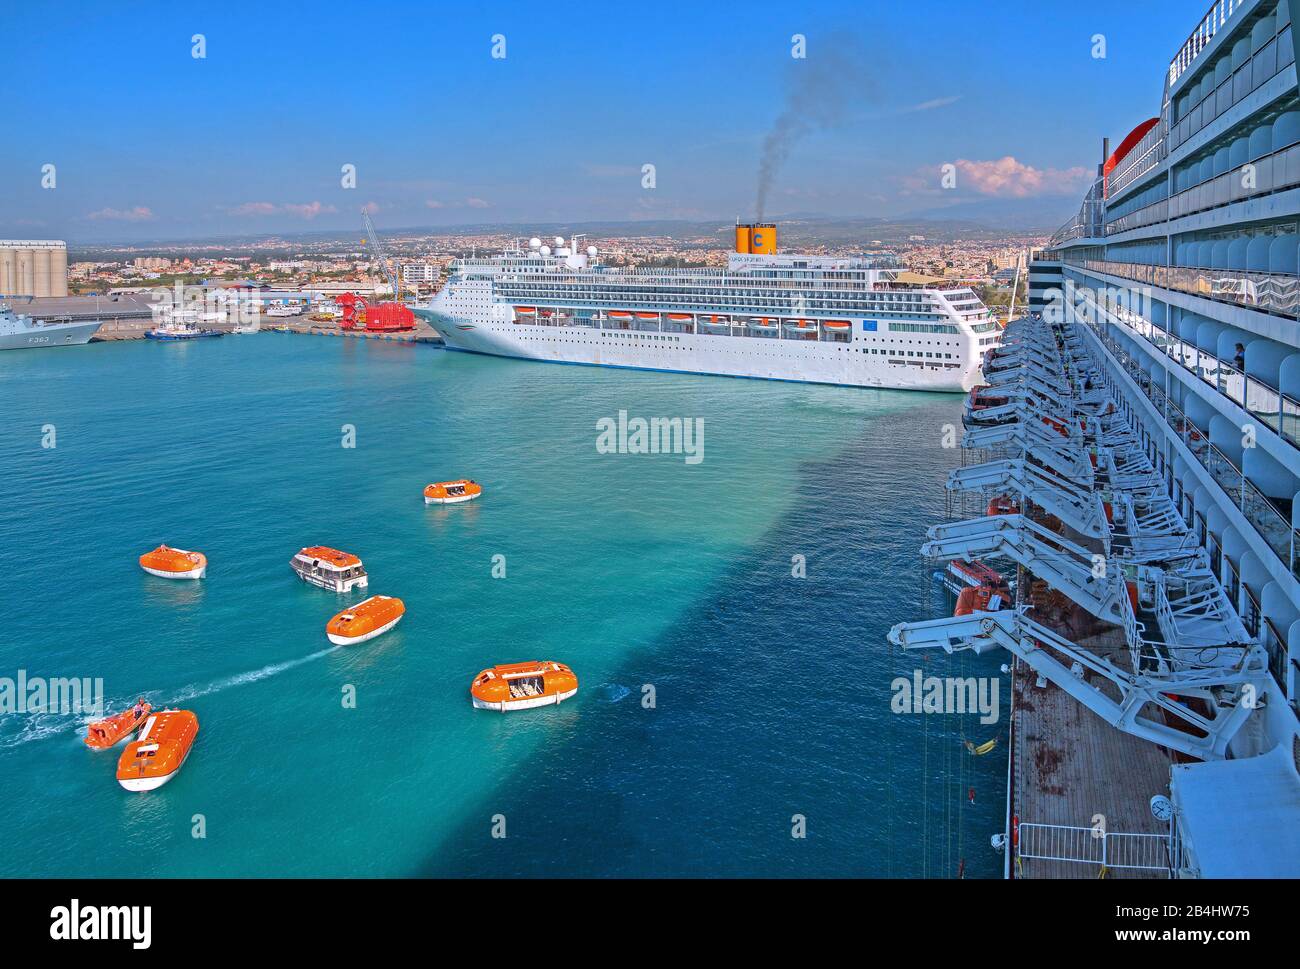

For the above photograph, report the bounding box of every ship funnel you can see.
[735,223,753,254]
[750,222,777,255]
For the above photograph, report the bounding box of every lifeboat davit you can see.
[326,594,405,646]
[139,545,207,579]
[470,661,578,712]
[423,479,482,504]
[954,583,1010,617]
[85,701,152,750]
[115,709,199,791]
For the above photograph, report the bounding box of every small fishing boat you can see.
[470,661,578,712]
[423,479,482,504]
[84,701,151,750]
[145,323,223,341]
[139,545,207,579]
[290,546,368,592]
[116,709,199,791]
[326,595,405,645]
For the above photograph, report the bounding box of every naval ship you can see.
[0,298,101,350]
[414,223,1001,392]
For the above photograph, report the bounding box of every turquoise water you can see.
[0,335,1006,877]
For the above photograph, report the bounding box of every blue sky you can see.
[1,0,1192,241]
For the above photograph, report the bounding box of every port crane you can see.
[340,209,415,332]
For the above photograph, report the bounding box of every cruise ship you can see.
[413,224,1001,391]
[0,298,101,350]
[892,0,1300,878]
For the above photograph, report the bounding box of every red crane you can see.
[340,210,415,332]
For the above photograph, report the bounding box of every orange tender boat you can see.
[84,701,152,750]
[326,594,405,645]
[139,544,207,579]
[471,661,578,712]
[424,479,482,504]
[954,583,1011,617]
[115,709,199,791]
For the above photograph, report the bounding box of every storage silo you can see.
[0,248,14,295]
[17,249,34,296]
[33,247,52,298]
[49,244,68,297]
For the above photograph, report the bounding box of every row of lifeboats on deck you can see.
[513,307,852,331]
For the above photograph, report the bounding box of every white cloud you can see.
[954,157,1091,197]
[229,201,337,219]
[87,206,154,222]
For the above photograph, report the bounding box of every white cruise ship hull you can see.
[417,311,978,392]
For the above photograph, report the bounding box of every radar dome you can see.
[539,245,552,256]
[554,236,565,246]
[587,246,598,257]
[529,237,542,249]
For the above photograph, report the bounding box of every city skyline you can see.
[4,0,1189,242]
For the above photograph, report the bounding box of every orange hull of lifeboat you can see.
[85,703,152,750]
[116,709,199,791]
[515,306,536,315]
[139,545,206,579]
[635,312,658,320]
[823,320,851,330]
[424,479,482,504]
[608,311,633,320]
[954,583,1010,617]
[471,661,578,712]
[987,496,1019,516]
[667,313,692,322]
[326,594,405,645]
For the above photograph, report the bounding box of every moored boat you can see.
[139,545,207,579]
[470,661,578,712]
[290,546,368,592]
[84,701,151,750]
[423,479,482,504]
[115,709,199,791]
[326,594,405,645]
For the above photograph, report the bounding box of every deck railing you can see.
[1017,822,1173,875]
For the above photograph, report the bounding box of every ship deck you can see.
[1009,624,1174,879]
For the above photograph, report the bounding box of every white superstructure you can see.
[414,226,1000,392]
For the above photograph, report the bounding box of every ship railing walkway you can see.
[1015,822,1174,877]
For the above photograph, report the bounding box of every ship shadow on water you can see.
[413,396,1008,878]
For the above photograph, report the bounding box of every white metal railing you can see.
[1168,0,1246,87]
[1017,822,1173,875]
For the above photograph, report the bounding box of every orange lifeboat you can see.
[667,313,692,322]
[954,583,1010,617]
[139,545,207,579]
[115,709,199,791]
[609,311,633,320]
[823,320,851,330]
[423,479,482,505]
[470,661,578,712]
[987,496,1019,516]
[84,701,152,750]
[290,546,368,592]
[515,306,536,316]
[326,594,405,646]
